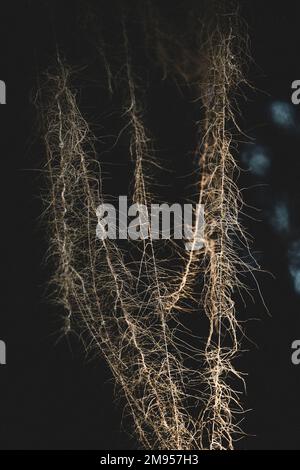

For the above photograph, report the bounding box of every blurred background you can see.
[0,0,300,450]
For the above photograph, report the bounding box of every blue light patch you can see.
[288,240,300,295]
[241,145,271,177]
[270,201,290,235]
[270,101,296,129]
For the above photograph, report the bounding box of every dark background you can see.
[0,0,300,450]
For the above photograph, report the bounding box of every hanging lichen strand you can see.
[145,0,253,449]
[42,58,201,450]
[197,26,249,451]
[41,0,254,450]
